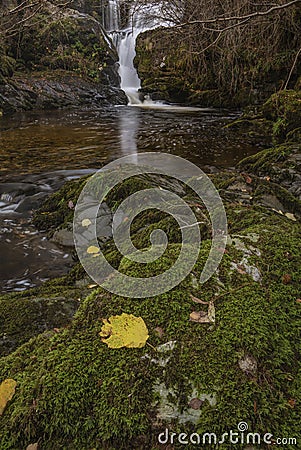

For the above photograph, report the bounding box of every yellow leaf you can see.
[82,218,92,227]
[99,313,149,349]
[0,379,17,415]
[87,245,100,254]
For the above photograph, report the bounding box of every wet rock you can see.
[0,294,79,356]
[257,194,285,211]
[51,227,75,248]
[15,192,49,213]
[0,73,127,115]
[0,182,39,196]
[238,354,258,377]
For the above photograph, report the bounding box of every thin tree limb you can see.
[171,0,301,29]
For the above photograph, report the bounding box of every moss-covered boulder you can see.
[0,165,300,448]
[225,90,301,145]
[0,207,300,448]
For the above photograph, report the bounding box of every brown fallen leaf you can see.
[241,173,252,184]
[154,327,164,338]
[208,301,216,323]
[296,299,301,304]
[282,274,292,285]
[287,398,296,409]
[190,294,209,305]
[0,379,17,416]
[190,311,211,323]
[188,398,204,410]
[236,264,247,275]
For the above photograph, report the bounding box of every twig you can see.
[283,46,301,90]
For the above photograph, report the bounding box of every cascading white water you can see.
[103,0,174,105]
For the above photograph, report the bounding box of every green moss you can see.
[33,176,89,232]
[238,143,295,175]
[262,90,301,140]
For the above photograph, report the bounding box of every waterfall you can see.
[103,0,174,105]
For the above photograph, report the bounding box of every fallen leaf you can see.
[190,294,209,305]
[288,398,296,409]
[296,299,301,304]
[208,301,215,323]
[190,311,211,323]
[154,327,164,338]
[236,264,247,275]
[26,443,38,450]
[81,218,92,227]
[188,398,204,410]
[68,200,74,209]
[0,379,17,415]
[282,274,292,285]
[87,245,100,255]
[285,212,297,222]
[88,284,98,289]
[241,173,252,184]
[99,313,149,349]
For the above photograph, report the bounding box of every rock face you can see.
[0,2,128,114]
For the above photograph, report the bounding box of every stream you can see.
[0,105,268,293]
[0,0,271,294]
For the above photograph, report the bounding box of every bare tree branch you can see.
[171,0,301,29]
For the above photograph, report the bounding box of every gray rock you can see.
[51,228,74,248]
[15,192,49,213]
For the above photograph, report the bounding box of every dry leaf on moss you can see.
[208,301,216,323]
[190,311,211,323]
[0,379,17,415]
[99,313,149,349]
[190,294,209,305]
[190,301,215,324]
[87,245,100,254]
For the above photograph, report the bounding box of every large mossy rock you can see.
[0,169,300,449]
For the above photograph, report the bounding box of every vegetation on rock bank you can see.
[135,1,301,106]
